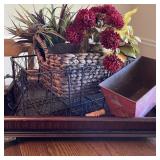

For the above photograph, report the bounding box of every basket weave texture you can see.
[36,50,109,97]
[34,36,108,98]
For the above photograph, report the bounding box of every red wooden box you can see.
[99,56,156,118]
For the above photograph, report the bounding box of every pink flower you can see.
[66,24,83,44]
[100,28,121,50]
[74,9,96,30]
[103,54,124,73]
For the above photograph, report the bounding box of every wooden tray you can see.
[4,81,156,138]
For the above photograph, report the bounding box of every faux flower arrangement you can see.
[65,5,141,72]
[7,4,141,73]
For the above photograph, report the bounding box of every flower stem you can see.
[80,30,89,53]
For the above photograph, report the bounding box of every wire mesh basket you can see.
[10,54,134,116]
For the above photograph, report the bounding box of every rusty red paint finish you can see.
[101,88,136,117]
[100,56,156,118]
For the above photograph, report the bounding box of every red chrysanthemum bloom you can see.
[90,6,102,13]
[90,5,117,15]
[102,4,117,15]
[74,9,96,30]
[90,6,106,21]
[90,5,124,29]
[103,54,124,73]
[100,29,121,50]
[66,25,83,44]
[106,12,124,29]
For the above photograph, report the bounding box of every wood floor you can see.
[4,137,156,156]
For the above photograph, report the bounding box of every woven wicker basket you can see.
[34,36,109,98]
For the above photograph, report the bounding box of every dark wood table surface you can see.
[4,137,156,156]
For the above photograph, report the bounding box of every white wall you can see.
[131,4,156,59]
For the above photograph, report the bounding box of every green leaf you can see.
[39,32,54,46]
[123,8,138,26]
[43,7,59,30]
[19,4,31,15]
[15,9,27,21]
[58,4,68,33]
[131,43,140,54]
[10,18,18,29]
[119,46,138,58]
[14,16,32,26]
[45,30,66,41]
[6,27,16,35]
[19,5,38,24]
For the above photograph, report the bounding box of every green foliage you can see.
[44,4,76,44]
[115,8,141,58]
[6,4,75,47]
[119,44,139,58]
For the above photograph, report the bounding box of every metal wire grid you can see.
[10,55,134,116]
